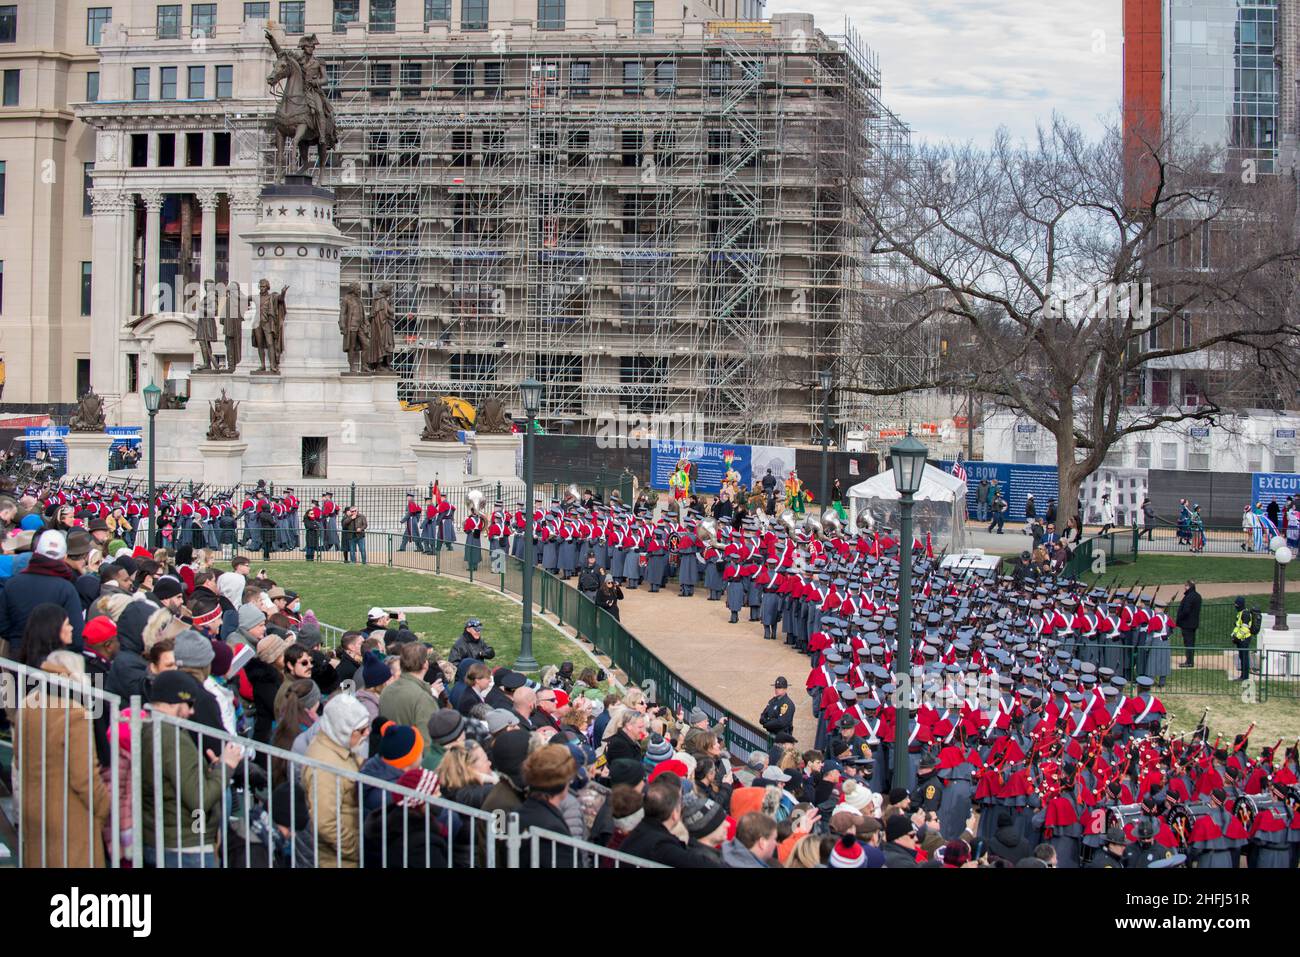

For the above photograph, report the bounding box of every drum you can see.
[1165,801,1213,847]
[1231,794,1286,830]
[1106,803,1146,833]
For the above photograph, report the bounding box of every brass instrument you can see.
[779,509,797,535]
[698,518,719,547]
[465,488,486,518]
[821,509,843,537]
[855,507,875,534]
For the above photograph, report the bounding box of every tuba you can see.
[466,488,486,518]
[698,518,719,547]
[779,509,797,535]
[564,484,581,504]
[753,505,769,529]
[802,513,823,540]
[821,509,843,537]
[855,507,875,533]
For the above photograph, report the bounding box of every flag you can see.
[951,456,967,483]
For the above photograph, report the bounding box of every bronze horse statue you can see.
[266,31,337,177]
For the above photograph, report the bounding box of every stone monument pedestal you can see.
[64,432,114,476]
[198,440,249,487]
[469,434,520,482]
[411,440,469,486]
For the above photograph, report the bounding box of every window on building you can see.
[130,133,148,167]
[2,69,16,105]
[80,263,93,316]
[188,65,205,98]
[538,0,564,30]
[216,65,233,98]
[1160,442,1178,470]
[452,62,472,96]
[245,2,270,20]
[370,0,396,32]
[157,4,181,38]
[83,162,94,216]
[368,131,389,167]
[87,7,111,46]
[280,1,305,33]
[1,261,5,313]
[333,0,359,33]
[451,130,470,166]
[86,72,100,102]
[634,0,654,35]
[191,3,216,38]
[462,0,487,31]
[567,129,588,167]
[133,67,150,100]
[425,0,450,22]
[400,61,423,93]
[655,60,675,96]
[1275,453,1296,473]
[0,161,5,215]
[157,132,175,166]
[708,60,730,96]
[1187,451,1210,471]
[76,359,91,397]
[623,61,643,96]
[570,61,590,95]
[1013,449,1038,465]
[126,353,139,392]
[160,66,177,99]
[1247,445,1263,473]
[1135,441,1151,469]
[0,5,15,44]
[370,62,392,94]
[213,131,231,165]
[621,130,642,167]
[483,61,502,96]
[186,131,203,166]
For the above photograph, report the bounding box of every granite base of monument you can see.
[198,440,249,487]
[64,432,114,477]
[411,440,470,486]
[469,433,520,483]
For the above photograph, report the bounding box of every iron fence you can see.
[1130,521,1290,557]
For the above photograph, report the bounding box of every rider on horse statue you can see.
[266,30,338,172]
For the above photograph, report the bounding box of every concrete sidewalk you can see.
[614,586,819,746]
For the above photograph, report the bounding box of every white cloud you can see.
[776,0,1122,145]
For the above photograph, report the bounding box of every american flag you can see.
[951,456,968,483]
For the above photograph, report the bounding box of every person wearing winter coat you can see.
[0,530,85,656]
[359,722,424,813]
[720,812,779,867]
[447,619,495,666]
[301,694,372,868]
[514,745,581,868]
[362,767,450,868]
[618,776,696,867]
[104,601,158,703]
[18,652,112,867]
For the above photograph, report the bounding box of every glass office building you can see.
[1165,0,1278,171]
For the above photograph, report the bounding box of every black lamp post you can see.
[1271,537,1292,631]
[818,369,833,514]
[889,432,928,789]
[143,381,162,548]
[516,377,543,672]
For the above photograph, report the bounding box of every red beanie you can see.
[83,616,118,647]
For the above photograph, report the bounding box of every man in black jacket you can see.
[618,775,695,867]
[335,631,364,686]
[0,529,85,657]
[1175,579,1201,668]
[448,618,495,666]
[881,812,920,868]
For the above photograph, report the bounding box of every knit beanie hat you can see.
[82,616,118,647]
[829,833,867,868]
[643,733,674,768]
[607,758,645,788]
[319,693,371,749]
[209,639,235,679]
[238,603,266,631]
[174,628,215,668]
[379,722,424,770]
[256,633,290,664]
[361,650,390,688]
[426,709,466,746]
[682,795,726,840]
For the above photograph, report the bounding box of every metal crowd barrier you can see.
[0,657,126,868]
[0,656,662,869]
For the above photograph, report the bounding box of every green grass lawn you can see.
[253,561,592,675]
[1164,692,1300,745]
[1080,554,1274,587]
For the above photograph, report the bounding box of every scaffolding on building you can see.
[232,16,935,446]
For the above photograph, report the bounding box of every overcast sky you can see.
[781,1,1124,146]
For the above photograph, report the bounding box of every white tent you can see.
[847,464,968,554]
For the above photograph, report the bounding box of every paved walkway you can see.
[615,586,818,745]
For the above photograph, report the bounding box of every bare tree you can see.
[838,115,1300,511]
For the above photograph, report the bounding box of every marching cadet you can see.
[398,492,422,552]
[759,557,783,640]
[723,556,745,624]
[678,527,701,597]
[320,491,341,551]
[419,495,438,553]
[437,497,456,554]
[645,529,668,593]
[759,675,795,739]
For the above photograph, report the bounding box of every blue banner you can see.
[24,426,142,473]
[1252,472,1300,503]
[940,460,1060,521]
[651,440,752,495]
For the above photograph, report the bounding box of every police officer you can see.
[1122,819,1174,868]
[1088,825,1128,868]
[759,676,795,739]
